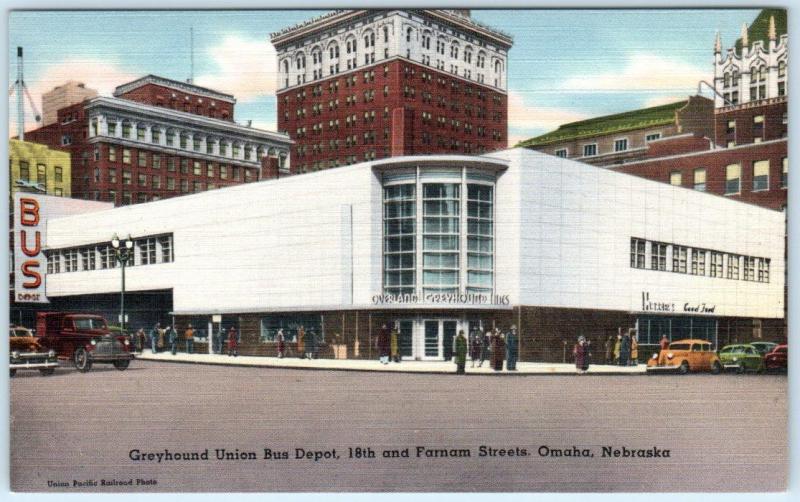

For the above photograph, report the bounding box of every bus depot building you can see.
[37,148,786,362]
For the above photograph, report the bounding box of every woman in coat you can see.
[376,324,391,364]
[227,326,238,357]
[390,325,399,363]
[454,330,468,374]
[574,336,589,373]
[491,329,505,371]
[630,333,639,366]
[276,329,286,358]
[296,326,305,359]
[469,330,482,367]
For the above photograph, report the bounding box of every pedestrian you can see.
[389,324,400,363]
[455,330,467,374]
[157,324,166,352]
[228,326,238,357]
[613,333,621,365]
[479,328,491,368]
[276,329,286,358]
[469,329,482,368]
[376,323,390,364]
[630,331,639,366]
[185,324,194,354]
[133,328,144,353]
[306,329,317,359]
[619,331,631,366]
[150,323,161,354]
[216,326,226,354]
[491,328,505,371]
[505,325,519,371]
[660,335,670,351]
[574,336,589,374]
[604,335,614,365]
[168,325,178,355]
[297,326,306,359]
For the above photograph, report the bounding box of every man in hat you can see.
[184,324,194,354]
[505,325,519,371]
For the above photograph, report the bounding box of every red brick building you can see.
[271,9,513,173]
[25,75,292,205]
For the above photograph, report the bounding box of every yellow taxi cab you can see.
[646,339,722,374]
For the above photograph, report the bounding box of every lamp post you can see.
[111,234,134,332]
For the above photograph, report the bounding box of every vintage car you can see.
[764,344,787,372]
[749,341,778,356]
[10,325,58,377]
[718,344,766,373]
[646,339,721,374]
[36,312,134,372]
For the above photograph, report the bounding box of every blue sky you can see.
[8,9,760,145]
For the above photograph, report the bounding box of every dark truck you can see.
[36,312,134,372]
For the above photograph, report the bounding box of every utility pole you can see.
[189,27,194,84]
[16,47,24,140]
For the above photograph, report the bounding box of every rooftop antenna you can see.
[10,47,42,141]
[188,27,194,84]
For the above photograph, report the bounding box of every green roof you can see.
[735,8,787,53]
[516,100,687,148]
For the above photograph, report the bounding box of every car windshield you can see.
[669,343,691,351]
[72,318,107,330]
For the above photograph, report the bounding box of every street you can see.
[11,360,787,492]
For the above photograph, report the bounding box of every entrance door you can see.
[398,320,413,359]
[422,319,459,360]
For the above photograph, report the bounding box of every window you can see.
[138,173,147,187]
[466,184,493,295]
[743,256,756,281]
[122,148,131,164]
[207,163,215,178]
[727,254,740,280]
[47,253,61,274]
[63,249,78,272]
[782,158,787,188]
[138,151,147,167]
[383,184,416,296]
[152,128,161,143]
[109,168,117,184]
[691,249,706,276]
[672,246,687,273]
[693,168,706,192]
[614,138,628,152]
[758,258,770,283]
[555,149,567,158]
[180,180,188,193]
[137,238,157,265]
[81,247,96,271]
[193,161,202,176]
[583,144,597,157]
[645,133,661,142]
[630,238,645,269]
[725,164,740,194]
[122,122,131,138]
[710,252,723,278]
[752,160,769,191]
[180,158,189,174]
[54,187,63,196]
[651,242,667,271]
[54,166,63,182]
[669,171,682,186]
[152,176,161,189]
[18,160,29,180]
[159,235,173,263]
[153,154,161,169]
[99,245,116,269]
[726,120,735,134]
[137,126,145,141]
[423,183,460,295]
[167,177,175,190]
[122,170,132,185]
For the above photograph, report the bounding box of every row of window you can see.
[630,238,771,282]
[668,158,788,194]
[555,133,662,159]
[15,161,65,188]
[46,235,174,274]
[100,147,262,180]
[723,114,787,147]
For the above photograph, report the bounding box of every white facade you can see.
[272,9,512,93]
[43,148,784,321]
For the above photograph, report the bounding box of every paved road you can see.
[11,360,787,492]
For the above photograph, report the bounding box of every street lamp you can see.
[111,234,134,332]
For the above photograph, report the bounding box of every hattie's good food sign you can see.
[640,291,716,314]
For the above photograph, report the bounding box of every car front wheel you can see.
[737,362,746,374]
[73,348,92,373]
[711,361,721,374]
[679,361,689,374]
[113,360,130,371]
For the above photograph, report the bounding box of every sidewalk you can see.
[135,351,647,375]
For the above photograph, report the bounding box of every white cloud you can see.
[506,91,590,147]
[195,35,277,103]
[9,58,138,137]
[562,53,709,94]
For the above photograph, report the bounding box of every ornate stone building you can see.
[271,9,513,173]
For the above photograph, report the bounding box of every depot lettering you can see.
[372,292,510,306]
[641,291,716,314]
[18,197,43,292]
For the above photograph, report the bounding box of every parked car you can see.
[749,341,778,356]
[36,312,134,372]
[10,325,58,377]
[647,339,721,374]
[764,344,787,373]
[718,344,765,373]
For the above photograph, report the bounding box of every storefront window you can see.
[467,184,493,294]
[260,314,322,343]
[383,184,416,296]
[422,183,460,295]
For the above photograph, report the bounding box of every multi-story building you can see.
[271,9,512,173]
[9,139,71,197]
[517,96,714,166]
[41,81,98,126]
[25,75,292,206]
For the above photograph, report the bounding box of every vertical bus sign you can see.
[14,193,49,303]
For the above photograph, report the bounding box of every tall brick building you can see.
[25,75,292,206]
[271,9,513,173]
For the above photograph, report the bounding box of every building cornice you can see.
[113,75,236,104]
[84,97,292,145]
[715,95,787,113]
[610,138,787,168]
